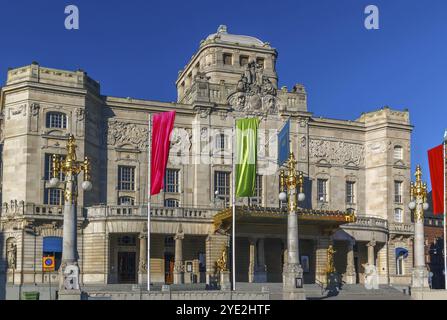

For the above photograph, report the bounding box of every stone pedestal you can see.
[220,271,231,291]
[173,226,184,285]
[138,233,148,286]
[412,267,429,289]
[58,289,82,300]
[345,242,356,284]
[412,208,429,289]
[282,263,306,300]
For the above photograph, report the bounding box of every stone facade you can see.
[0,26,414,298]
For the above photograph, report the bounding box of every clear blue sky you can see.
[1,0,446,188]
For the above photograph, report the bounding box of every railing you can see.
[344,215,388,231]
[389,222,414,234]
[1,202,64,217]
[87,205,217,220]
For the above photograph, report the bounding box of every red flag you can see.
[428,144,444,215]
[150,111,176,196]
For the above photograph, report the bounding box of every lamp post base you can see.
[412,266,429,289]
[58,289,82,300]
[220,271,231,291]
[282,263,306,300]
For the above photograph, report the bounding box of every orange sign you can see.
[42,256,55,272]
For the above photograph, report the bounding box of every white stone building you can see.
[0,26,414,298]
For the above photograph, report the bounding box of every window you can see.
[46,112,67,129]
[346,181,355,204]
[216,133,226,150]
[118,166,135,191]
[249,175,263,206]
[223,53,233,65]
[394,181,403,204]
[164,236,174,248]
[44,188,64,205]
[256,58,265,68]
[43,237,62,271]
[118,196,135,206]
[317,179,328,202]
[165,199,179,208]
[164,169,179,193]
[394,146,403,160]
[214,171,230,206]
[394,208,403,223]
[240,56,249,67]
[396,255,404,275]
[45,154,65,181]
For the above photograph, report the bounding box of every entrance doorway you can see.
[165,253,174,284]
[118,252,136,284]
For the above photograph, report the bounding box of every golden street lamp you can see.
[408,165,429,289]
[279,152,306,300]
[49,134,92,297]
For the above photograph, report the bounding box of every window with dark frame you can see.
[44,188,64,205]
[164,199,179,208]
[223,53,233,65]
[317,179,328,202]
[118,196,135,206]
[164,169,179,193]
[394,181,403,204]
[240,55,249,67]
[46,112,67,129]
[214,171,230,206]
[118,166,135,191]
[249,175,263,206]
[346,181,355,204]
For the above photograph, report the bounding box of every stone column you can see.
[138,233,148,285]
[367,240,376,266]
[345,241,356,284]
[412,199,429,288]
[248,238,256,283]
[173,227,185,285]
[255,238,267,282]
[59,173,81,300]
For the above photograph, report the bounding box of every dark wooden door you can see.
[118,252,136,284]
[165,253,174,284]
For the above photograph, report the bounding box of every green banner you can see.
[236,118,259,197]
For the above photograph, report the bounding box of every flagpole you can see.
[147,114,152,292]
[443,132,447,290]
[232,117,236,291]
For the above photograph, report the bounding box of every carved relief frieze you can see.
[106,120,148,149]
[170,128,192,155]
[309,139,365,166]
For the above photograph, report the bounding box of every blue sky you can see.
[0,0,446,188]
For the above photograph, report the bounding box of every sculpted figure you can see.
[7,242,17,270]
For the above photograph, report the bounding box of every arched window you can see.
[43,236,63,271]
[118,196,135,206]
[46,112,67,129]
[395,247,408,275]
[394,146,403,160]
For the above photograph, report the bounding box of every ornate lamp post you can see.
[49,134,92,298]
[279,152,306,300]
[408,165,430,289]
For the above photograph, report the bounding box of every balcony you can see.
[343,215,388,233]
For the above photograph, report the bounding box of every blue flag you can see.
[278,119,290,166]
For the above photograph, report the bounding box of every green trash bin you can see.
[22,291,40,300]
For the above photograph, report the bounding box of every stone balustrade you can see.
[345,215,388,232]
[0,202,64,217]
[389,222,414,234]
[86,205,217,220]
